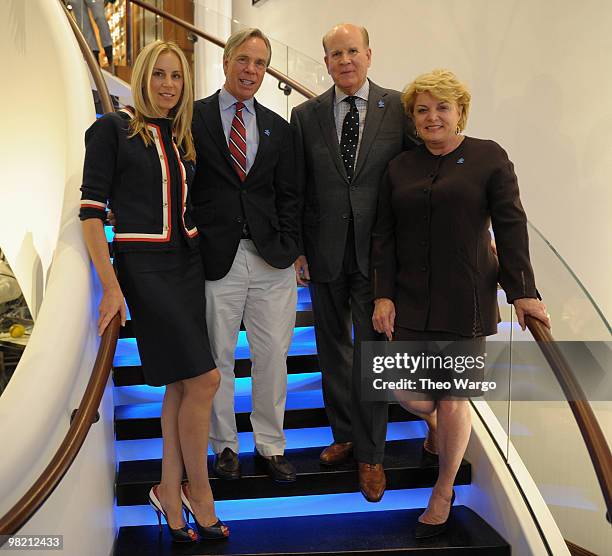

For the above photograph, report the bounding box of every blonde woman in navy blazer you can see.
[80,40,228,543]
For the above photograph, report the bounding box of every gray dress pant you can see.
[309,225,388,464]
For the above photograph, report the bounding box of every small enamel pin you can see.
[457,157,465,164]
[377,99,385,108]
[264,129,271,136]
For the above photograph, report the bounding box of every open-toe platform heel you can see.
[180,483,230,540]
[149,485,198,543]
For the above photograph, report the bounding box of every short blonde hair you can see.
[130,40,195,161]
[224,28,272,66]
[402,69,471,132]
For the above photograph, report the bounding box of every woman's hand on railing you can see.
[98,286,126,336]
[372,298,395,341]
[513,297,550,330]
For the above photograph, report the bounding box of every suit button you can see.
[423,188,428,193]
[163,202,168,208]
[163,225,169,231]
[421,240,427,246]
[421,266,428,272]
[163,178,167,183]
[350,185,356,190]
[423,215,428,220]
[236,217,242,223]
[342,214,349,220]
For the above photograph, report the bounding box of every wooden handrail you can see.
[0,1,119,540]
[526,315,612,522]
[128,0,317,100]
[0,315,120,536]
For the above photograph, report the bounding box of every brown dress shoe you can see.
[358,462,386,503]
[319,442,354,465]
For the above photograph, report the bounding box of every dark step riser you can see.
[115,405,417,441]
[117,464,471,506]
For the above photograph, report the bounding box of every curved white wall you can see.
[232,0,612,323]
[0,1,115,553]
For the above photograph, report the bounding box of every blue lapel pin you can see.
[457,157,464,164]
[264,129,271,136]
[377,99,385,108]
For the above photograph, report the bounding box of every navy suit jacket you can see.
[191,91,299,280]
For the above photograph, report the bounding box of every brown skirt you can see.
[392,327,486,399]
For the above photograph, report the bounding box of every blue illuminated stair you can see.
[115,507,510,555]
[112,283,511,554]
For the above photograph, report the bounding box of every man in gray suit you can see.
[291,23,418,502]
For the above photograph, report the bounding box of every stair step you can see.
[114,506,509,555]
[114,397,418,441]
[113,327,317,368]
[119,303,314,338]
[113,353,319,386]
[114,373,322,406]
[116,439,470,506]
[115,421,427,463]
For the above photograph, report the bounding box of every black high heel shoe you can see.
[149,485,198,543]
[414,490,455,539]
[181,483,230,540]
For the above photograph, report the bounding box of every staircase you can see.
[111,269,511,554]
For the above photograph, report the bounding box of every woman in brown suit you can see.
[371,69,550,538]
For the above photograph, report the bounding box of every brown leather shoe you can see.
[358,463,386,503]
[319,442,354,465]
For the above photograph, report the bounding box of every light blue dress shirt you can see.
[218,87,259,174]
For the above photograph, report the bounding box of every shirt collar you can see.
[334,79,370,106]
[219,87,256,114]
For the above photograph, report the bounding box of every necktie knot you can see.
[344,96,358,110]
[235,101,245,113]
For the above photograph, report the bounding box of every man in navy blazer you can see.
[191,28,299,483]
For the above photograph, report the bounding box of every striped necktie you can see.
[228,101,247,181]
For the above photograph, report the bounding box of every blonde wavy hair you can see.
[129,40,195,161]
[401,69,471,132]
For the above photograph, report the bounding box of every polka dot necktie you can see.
[340,96,359,181]
[228,102,247,181]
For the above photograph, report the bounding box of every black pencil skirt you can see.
[115,248,216,387]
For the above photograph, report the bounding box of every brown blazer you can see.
[371,136,539,337]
